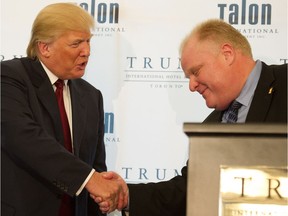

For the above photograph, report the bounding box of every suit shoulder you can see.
[1,57,36,73]
[1,58,22,69]
[1,58,28,79]
[73,78,102,94]
[262,62,287,75]
[261,62,287,86]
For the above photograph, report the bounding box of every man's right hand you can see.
[85,171,128,213]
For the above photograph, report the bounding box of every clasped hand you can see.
[86,171,129,213]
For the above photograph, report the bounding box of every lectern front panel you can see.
[184,123,287,216]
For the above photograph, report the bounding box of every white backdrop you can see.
[1,0,287,215]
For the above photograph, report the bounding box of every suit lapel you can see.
[246,63,275,122]
[20,58,64,143]
[203,110,222,123]
[69,80,87,156]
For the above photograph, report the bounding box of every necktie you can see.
[54,79,74,216]
[224,100,242,123]
[54,79,72,152]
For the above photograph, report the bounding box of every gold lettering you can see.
[234,177,252,197]
[267,178,283,199]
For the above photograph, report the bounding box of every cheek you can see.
[199,71,216,88]
[206,66,227,89]
[58,47,77,59]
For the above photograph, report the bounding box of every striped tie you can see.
[224,100,242,123]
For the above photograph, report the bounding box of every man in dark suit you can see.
[1,3,127,216]
[96,19,287,215]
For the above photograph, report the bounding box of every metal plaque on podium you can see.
[184,123,287,216]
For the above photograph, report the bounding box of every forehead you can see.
[181,38,202,66]
[181,38,218,65]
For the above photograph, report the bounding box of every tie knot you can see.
[54,79,64,90]
[224,100,243,123]
[230,100,242,110]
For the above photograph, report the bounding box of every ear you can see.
[37,42,51,58]
[221,43,235,65]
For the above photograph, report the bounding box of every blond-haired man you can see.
[1,3,127,216]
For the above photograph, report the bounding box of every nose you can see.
[189,76,199,92]
[80,42,90,57]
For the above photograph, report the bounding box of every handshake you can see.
[85,171,129,214]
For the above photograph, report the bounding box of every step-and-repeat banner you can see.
[1,0,287,215]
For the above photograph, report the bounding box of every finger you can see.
[101,202,115,214]
[116,191,124,210]
[109,197,118,213]
[101,171,115,180]
[123,188,129,208]
[100,206,109,214]
[94,196,103,203]
[98,201,109,208]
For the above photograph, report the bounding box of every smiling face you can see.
[38,30,92,80]
[181,36,241,111]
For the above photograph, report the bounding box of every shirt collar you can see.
[235,60,262,107]
[40,61,68,86]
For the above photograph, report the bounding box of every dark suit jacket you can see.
[1,58,107,216]
[125,62,287,216]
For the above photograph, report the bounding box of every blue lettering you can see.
[218,0,272,25]
[261,4,272,25]
[79,1,119,24]
[144,57,152,69]
[229,4,239,24]
[104,112,114,134]
[160,57,171,69]
[249,4,259,25]
[156,169,166,180]
[122,167,132,179]
[139,168,148,180]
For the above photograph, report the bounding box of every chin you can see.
[205,98,214,107]
[74,70,85,79]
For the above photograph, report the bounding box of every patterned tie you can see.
[224,100,242,123]
[54,79,74,216]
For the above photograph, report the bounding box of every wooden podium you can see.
[183,123,287,216]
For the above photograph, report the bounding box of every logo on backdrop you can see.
[104,112,120,144]
[124,56,188,89]
[121,167,181,181]
[79,0,125,37]
[217,0,278,39]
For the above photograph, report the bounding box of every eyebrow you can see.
[69,37,91,46]
[71,34,93,43]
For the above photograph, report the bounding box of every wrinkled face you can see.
[181,37,238,111]
[39,30,92,80]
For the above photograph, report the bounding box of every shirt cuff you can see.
[75,168,95,196]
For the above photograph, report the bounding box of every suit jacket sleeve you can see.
[126,165,187,216]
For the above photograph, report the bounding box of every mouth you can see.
[77,61,88,70]
[198,87,208,96]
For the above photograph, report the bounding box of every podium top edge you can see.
[183,123,287,136]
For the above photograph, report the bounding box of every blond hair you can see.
[180,19,252,57]
[26,3,94,59]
